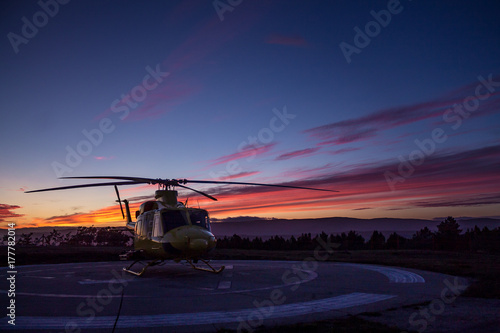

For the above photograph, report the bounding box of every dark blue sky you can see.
[1,0,499,227]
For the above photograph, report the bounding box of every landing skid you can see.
[123,259,163,276]
[123,258,225,276]
[186,259,225,274]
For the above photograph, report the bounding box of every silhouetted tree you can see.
[386,232,407,249]
[17,233,34,246]
[435,216,461,250]
[60,232,73,246]
[367,231,386,250]
[288,235,297,250]
[41,234,49,246]
[346,231,365,250]
[411,226,435,249]
[252,236,264,249]
[94,227,132,246]
[221,225,500,252]
[463,226,500,252]
[49,229,62,246]
[297,233,314,250]
[68,226,98,246]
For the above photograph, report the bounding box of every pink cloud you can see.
[218,171,261,180]
[0,204,23,223]
[205,144,500,214]
[94,156,115,160]
[208,143,277,166]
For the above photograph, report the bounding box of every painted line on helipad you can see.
[340,263,425,283]
[0,292,396,330]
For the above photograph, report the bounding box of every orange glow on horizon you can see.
[17,160,500,228]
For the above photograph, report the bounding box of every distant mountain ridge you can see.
[2,217,499,241]
[210,216,500,239]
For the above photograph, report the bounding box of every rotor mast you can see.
[155,189,178,207]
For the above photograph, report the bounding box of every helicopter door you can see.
[152,213,163,239]
[144,212,154,240]
[135,217,146,241]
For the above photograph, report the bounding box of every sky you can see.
[1,0,499,228]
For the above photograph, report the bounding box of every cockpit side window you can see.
[135,219,141,236]
[189,210,210,230]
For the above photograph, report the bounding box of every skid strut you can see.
[123,259,163,276]
[186,259,225,274]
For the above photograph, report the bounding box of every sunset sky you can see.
[1,0,499,228]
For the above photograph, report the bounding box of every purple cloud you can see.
[414,194,500,208]
[275,147,320,160]
[304,75,500,146]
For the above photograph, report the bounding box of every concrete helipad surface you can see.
[0,260,471,332]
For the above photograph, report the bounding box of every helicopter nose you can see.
[189,238,208,251]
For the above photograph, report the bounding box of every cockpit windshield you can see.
[161,210,189,232]
[160,209,211,232]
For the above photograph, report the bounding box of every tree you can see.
[49,229,62,246]
[36,234,49,246]
[346,231,365,250]
[60,232,73,246]
[69,226,98,246]
[386,232,407,249]
[297,233,314,250]
[435,216,462,250]
[411,226,434,249]
[17,233,34,246]
[94,227,129,246]
[367,231,386,250]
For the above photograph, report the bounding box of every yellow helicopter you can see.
[27,176,336,276]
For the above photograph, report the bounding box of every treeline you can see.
[4,226,132,247]
[5,217,499,252]
[217,217,500,252]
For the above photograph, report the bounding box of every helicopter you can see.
[26,176,336,276]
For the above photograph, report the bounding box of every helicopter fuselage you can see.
[130,205,217,260]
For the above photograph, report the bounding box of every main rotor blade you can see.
[60,176,182,187]
[61,176,160,184]
[176,184,218,201]
[25,181,145,193]
[114,185,125,219]
[58,176,337,192]
[184,180,338,192]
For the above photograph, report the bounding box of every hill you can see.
[210,216,500,239]
[2,216,499,241]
